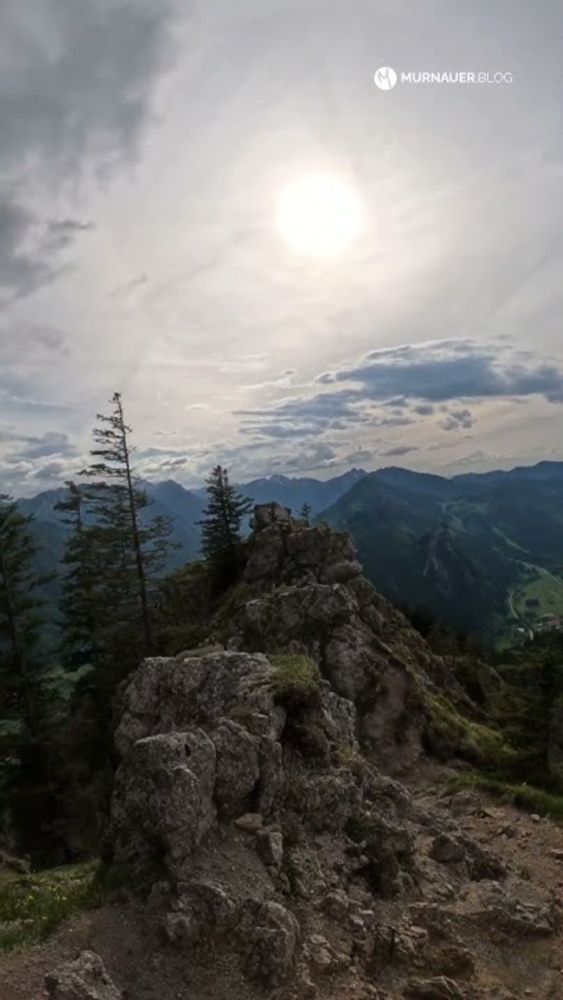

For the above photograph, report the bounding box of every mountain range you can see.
[322,461,563,643]
[16,461,563,644]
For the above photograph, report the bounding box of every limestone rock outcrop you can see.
[45,952,121,1000]
[95,505,554,1000]
[234,504,436,767]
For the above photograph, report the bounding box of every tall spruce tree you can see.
[299,502,312,524]
[199,466,251,587]
[0,495,53,841]
[55,481,100,665]
[0,496,46,744]
[80,392,174,657]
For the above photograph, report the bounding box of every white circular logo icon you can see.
[374,66,398,91]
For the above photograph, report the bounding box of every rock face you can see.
[108,648,362,878]
[97,506,560,1000]
[237,504,437,767]
[45,952,121,1000]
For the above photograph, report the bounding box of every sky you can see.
[2,0,563,496]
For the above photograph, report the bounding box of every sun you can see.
[276,172,363,258]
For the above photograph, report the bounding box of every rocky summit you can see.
[5,505,563,999]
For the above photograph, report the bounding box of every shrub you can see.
[269,655,322,710]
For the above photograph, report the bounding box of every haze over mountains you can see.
[18,461,563,644]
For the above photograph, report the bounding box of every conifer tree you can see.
[55,481,99,665]
[0,496,47,743]
[199,466,252,586]
[0,496,53,839]
[80,392,174,656]
[299,501,312,524]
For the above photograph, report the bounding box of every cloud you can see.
[272,442,337,473]
[0,0,176,298]
[333,340,563,404]
[0,196,95,300]
[0,0,175,178]
[7,324,69,360]
[381,445,419,457]
[441,408,474,432]
[29,459,68,480]
[9,431,76,461]
[239,340,563,442]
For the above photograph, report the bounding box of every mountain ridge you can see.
[14,459,563,643]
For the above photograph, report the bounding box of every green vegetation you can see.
[321,465,563,644]
[447,772,563,822]
[0,393,245,865]
[270,654,322,709]
[0,861,101,952]
[425,694,516,768]
[198,465,252,592]
[512,567,563,623]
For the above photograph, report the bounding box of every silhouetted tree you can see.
[0,495,54,846]
[299,502,312,524]
[80,392,174,657]
[199,466,251,589]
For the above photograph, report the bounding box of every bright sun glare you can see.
[276,172,363,258]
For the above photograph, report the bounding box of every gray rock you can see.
[479,885,558,935]
[45,952,121,1000]
[404,977,464,999]
[255,827,284,869]
[238,898,299,984]
[430,833,505,880]
[164,879,238,945]
[109,730,216,874]
[360,815,417,898]
[285,768,363,833]
[114,651,286,757]
[213,718,260,816]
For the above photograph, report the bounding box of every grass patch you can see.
[270,654,322,710]
[0,860,102,953]
[513,568,563,623]
[447,772,563,821]
[426,694,516,768]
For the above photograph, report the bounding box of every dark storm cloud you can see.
[240,341,563,440]
[0,196,94,299]
[336,341,563,403]
[0,0,176,298]
[0,0,175,175]
[0,197,57,299]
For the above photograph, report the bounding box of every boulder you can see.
[109,729,216,874]
[45,952,121,1000]
[163,878,238,945]
[213,718,261,816]
[238,898,300,984]
[114,650,286,757]
[430,833,505,880]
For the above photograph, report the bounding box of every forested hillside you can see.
[322,463,563,644]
